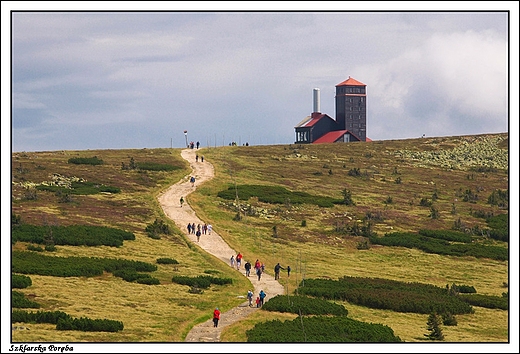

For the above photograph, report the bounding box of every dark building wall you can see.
[311,116,340,142]
[335,86,366,141]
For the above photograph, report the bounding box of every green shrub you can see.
[262,295,348,316]
[12,224,135,247]
[56,316,124,332]
[12,274,32,289]
[171,275,232,289]
[298,276,474,315]
[246,316,401,342]
[459,294,508,310]
[157,258,179,264]
[12,291,40,308]
[217,184,342,208]
[27,244,44,252]
[67,156,104,165]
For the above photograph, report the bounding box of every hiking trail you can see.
[158,148,284,342]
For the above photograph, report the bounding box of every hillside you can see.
[10,133,509,344]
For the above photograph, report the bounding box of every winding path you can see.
[157,148,284,342]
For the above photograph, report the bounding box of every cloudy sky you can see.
[3,3,517,153]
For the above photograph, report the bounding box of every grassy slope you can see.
[11,134,509,343]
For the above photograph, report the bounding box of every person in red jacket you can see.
[213,307,221,328]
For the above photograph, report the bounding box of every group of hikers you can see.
[185,221,212,242]
[182,148,293,331]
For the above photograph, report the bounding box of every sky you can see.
[3,3,517,153]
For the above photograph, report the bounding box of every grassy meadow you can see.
[10,133,509,343]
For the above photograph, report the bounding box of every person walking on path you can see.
[236,252,243,270]
[191,222,196,234]
[180,196,184,207]
[230,255,235,268]
[244,261,251,277]
[247,290,254,307]
[207,224,212,235]
[274,263,285,280]
[256,266,262,281]
[187,223,192,234]
[190,176,196,187]
[255,296,260,308]
[196,229,201,242]
[213,308,220,328]
[259,290,266,307]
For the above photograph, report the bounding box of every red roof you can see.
[313,130,349,143]
[336,77,366,87]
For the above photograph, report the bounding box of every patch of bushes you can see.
[145,218,171,239]
[36,181,120,195]
[246,316,402,342]
[12,251,157,281]
[261,295,348,316]
[67,156,104,165]
[12,274,32,289]
[12,291,41,308]
[369,232,508,261]
[12,309,123,332]
[112,269,160,285]
[12,224,135,247]
[171,275,232,289]
[418,229,473,243]
[157,258,179,264]
[459,294,508,310]
[298,276,474,315]
[217,184,343,208]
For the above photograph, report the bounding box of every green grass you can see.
[11,133,509,343]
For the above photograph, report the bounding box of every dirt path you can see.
[157,148,284,342]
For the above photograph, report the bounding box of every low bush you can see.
[12,274,32,289]
[261,295,348,316]
[12,224,135,247]
[12,291,40,308]
[157,258,179,264]
[459,294,508,310]
[67,156,104,165]
[246,316,402,342]
[298,277,474,315]
[171,275,232,289]
[217,184,342,208]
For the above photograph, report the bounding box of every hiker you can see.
[254,259,261,271]
[287,265,291,277]
[187,223,192,234]
[230,255,235,268]
[195,154,198,162]
[236,252,243,270]
[255,296,260,308]
[191,222,196,234]
[190,176,195,187]
[196,229,201,242]
[274,263,285,280]
[196,141,200,149]
[256,266,262,281]
[203,224,207,235]
[244,261,252,277]
[207,224,212,235]
[259,290,266,307]
[201,156,204,162]
[213,308,220,327]
[180,196,184,207]
[247,290,254,307]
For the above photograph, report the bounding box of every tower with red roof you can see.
[294,77,368,144]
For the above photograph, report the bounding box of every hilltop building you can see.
[295,77,369,144]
